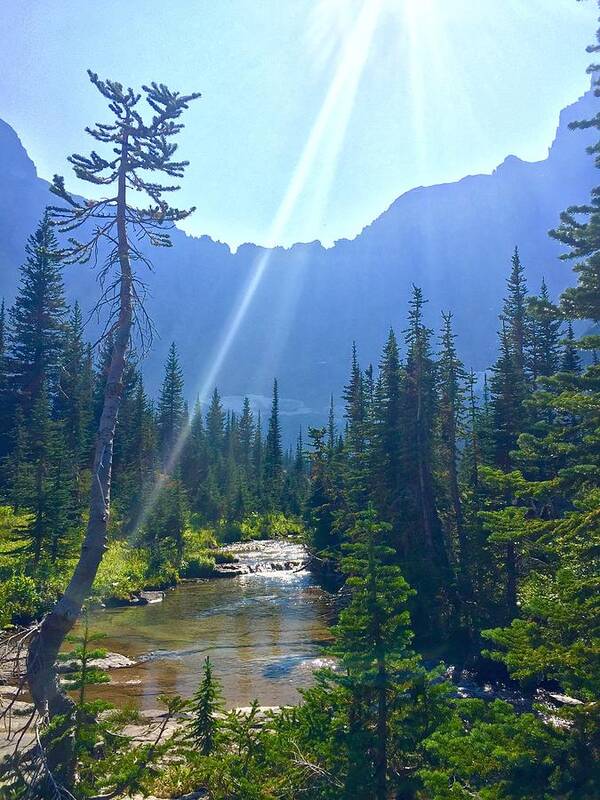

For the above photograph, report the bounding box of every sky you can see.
[0,0,596,250]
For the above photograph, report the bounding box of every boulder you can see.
[139,590,165,604]
[57,651,137,673]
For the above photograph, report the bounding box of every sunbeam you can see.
[133,0,383,534]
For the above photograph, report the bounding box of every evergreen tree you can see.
[526,279,562,380]
[144,475,188,570]
[294,428,305,478]
[11,384,75,571]
[550,49,600,326]
[8,214,67,407]
[490,323,525,471]
[306,427,339,555]
[181,399,207,511]
[238,397,254,480]
[327,394,336,457]
[26,73,200,755]
[114,372,157,531]
[252,410,264,509]
[187,656,223,755]
[263,379,283,507]
[503,246,529,378]
[157,342,185,462]
[561,321,582,374]
[463,369,481,490]
[342,343,370,509]
[437,312,469,595]
[55,302,94,505]
[371,328,403,551]
[206,387,225,458]
[329,506,421,800]
[403,286,449,610]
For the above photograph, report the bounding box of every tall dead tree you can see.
[25,71,200,778]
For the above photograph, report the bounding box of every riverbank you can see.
[0,507,306,626]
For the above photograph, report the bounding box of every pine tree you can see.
[252,410,264,509]
[56,303,93,456]
[342,343,370,509]
[561,321,582,374]
[503,246,529,378]
[464,370,481,490]
[327,394,336,457]
[344,343,364,435]
[181,399,208,511]
[371,328,403,551]
[114,372,158,531]
[157,342,185,462]
[46,428,78,564]
[437,312,470,595]
[294,428,305,478]
[206,388,225,458]
[55,302,94,508]
[490,323,525,471]
[11,384,74,571]
[8,214,67,407]
[550,59,600,326]
[26,72,200,754]
[306,427,339,555]
[526,279,562,380]
[486,321,528,621]
[263,379,283,507]
[187,656,224,755]
[403,286,449,606]
[329,506,419,800]
[144,474,189,570]
[238,397,254,480]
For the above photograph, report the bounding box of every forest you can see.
[0,8,599,800]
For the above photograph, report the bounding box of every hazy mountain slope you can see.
[0,87,596,427]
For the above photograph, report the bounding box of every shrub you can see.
[0,506,33,579]
[91,540,149,601]
[240,512,304,541]
[0,572,43,626]
[181,553,216,579]
[214,551,236,564]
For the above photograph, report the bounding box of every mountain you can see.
[0,87,597,435]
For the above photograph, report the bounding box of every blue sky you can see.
[0,0,596,249]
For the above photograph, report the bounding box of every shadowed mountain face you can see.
[0,87,597,431]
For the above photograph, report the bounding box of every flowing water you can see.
[87,541,336,710]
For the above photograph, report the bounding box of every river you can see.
[87,540,336,710]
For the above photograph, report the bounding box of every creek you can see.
[87,540,336,710]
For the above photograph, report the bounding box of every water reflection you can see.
[86,542,335,710]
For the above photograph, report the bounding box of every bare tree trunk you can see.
[26,134,131,782]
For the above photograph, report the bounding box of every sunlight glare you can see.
[133,0,383,534]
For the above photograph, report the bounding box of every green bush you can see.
[0,572,43,626]
[0,506,33,579]
[214,550,236,564]
[91,540,149,601]
[180,553,216,579]
[217,519,244,543]
[240,512,304,541]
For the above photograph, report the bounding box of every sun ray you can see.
[133,0,383,534]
